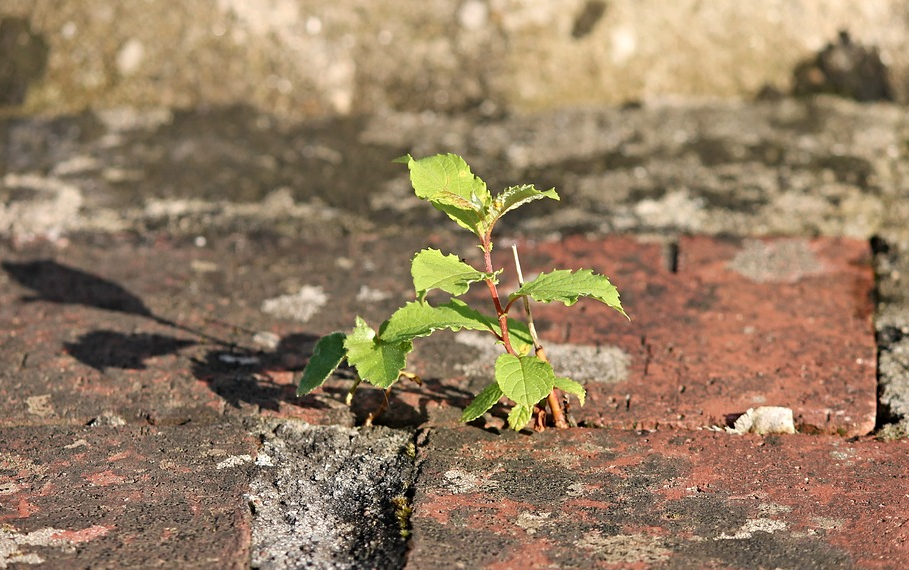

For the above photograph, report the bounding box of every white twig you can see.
[512,244,543,352]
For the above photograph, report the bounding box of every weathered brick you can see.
[407,427,909,570]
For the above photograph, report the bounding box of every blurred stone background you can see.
[1,0,907,118]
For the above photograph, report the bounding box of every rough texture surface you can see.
[408,428,909,570]
[2,94,909,567]
[249,422,415,570]
[0,422,256,569]
[2,2,909,117]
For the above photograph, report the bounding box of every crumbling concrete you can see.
[3,2,909,117]
[248,421,416,570]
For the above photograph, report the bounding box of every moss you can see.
[391,495,413,538]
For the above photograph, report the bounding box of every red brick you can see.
[0,423,256,569]
[0,233,877,434]
[516,235,876,435]
[407,427,909,570]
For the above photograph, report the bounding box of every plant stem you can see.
[482,239,516,356]
[364,385,394,427]
[512,244,568,429]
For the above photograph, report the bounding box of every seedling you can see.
[297,153,628,431]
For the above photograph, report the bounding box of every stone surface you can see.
[3,2,909,117]
[405,235,877,436]
[1,93,909,568]
[249,421,415,570]
[0,232,425,428]
[0,232,877,436]
[2,98,905,244]
[408,427,909,570]
[0,422,256,569]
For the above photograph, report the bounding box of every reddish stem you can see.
[482,238,516,356]
[482,234,568,430]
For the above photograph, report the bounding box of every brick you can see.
[0,233,876,434]
[407,427,909,570]
[0,422,257,569]
[498,235,876,435]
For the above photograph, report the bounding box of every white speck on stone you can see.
[255,453,275,467]
[515,511,552,535]
[25,395,54,418]
[217,455,253,470]
[253,331,281,350]
[261,286,328,323]
[727,406,796,435]
[116,39,145,76]
[218,354,261,366]
[758,502,792,516]
[61,21,77,39]
[611,27,637,63]
[0,174,83,241]
[729,239,822,283]
[454,331,629,383]
[0,525,111,566]
[576,531,671,563]
[355,285,391,303]
[634,189,706,231]
[305,16,322,35]
[442,469,494,494]
[716,518,788,540]
[217,0,300,36]
[546,343,630,384]
[95,107,173,132]
[51,155,100,176]
[458,0,488,30]
[87,412,126,427]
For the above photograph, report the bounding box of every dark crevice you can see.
[571,1,608,39]
[663,240,680,273]
[870,235,906,434]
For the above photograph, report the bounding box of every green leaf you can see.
[509,269,628,319]
[494,353,556,408]
[460,383,504,423]
[399,154,491,235]
[505,318,534,355]
[296,332,347,396]
[553,376,586,406]
[486,184,559,231]
[379,299,497,344]
[411,248,494,301]
[430,193,486,235]
[344,317,413,389]
[507,404,533,431]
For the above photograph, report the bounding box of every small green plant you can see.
[297,153,628,431]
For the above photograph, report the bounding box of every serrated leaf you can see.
[344,317,413,389]
[399,154,491,235]
[379,299,497,344]
[507,404,533,431]
[494,353,556,408]
[509,269,628,319]
[486,184,559,231]
[430,193,486,235]
[411,248,494,301]
[553,376,586,406]
[460,383,504,423]
[296,332,347,396]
